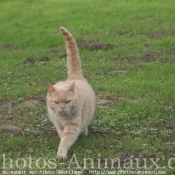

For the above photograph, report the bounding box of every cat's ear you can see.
[68,82,74,93]
[48,84,55,93]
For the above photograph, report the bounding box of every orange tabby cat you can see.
[47,27,95,159]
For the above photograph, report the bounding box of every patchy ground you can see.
[77,39,115,51]
[0,91,143,138]
[2,43,18,50]
[1,1,175,173]
[23,57,50,64]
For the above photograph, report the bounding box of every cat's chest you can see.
[53,113,67,128]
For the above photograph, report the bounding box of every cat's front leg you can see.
[57,124,79,159]
[48,108,63,138]
[54,123,63,139]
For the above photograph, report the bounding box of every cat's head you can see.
[47,82,77,115]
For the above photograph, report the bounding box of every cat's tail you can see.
[60,26,83,80]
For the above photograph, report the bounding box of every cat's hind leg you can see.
[84,127,88,136]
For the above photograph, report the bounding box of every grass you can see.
[0,0,175,174]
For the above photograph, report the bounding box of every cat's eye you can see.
[54,101,59,104]
[66,100,71,104]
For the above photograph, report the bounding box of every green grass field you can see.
[0,0,175,174]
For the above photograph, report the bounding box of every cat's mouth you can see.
[53,107,71,116]
[59,110,66,114]
[59,110,70,116]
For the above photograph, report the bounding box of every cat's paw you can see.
[57,153,67,159]
[57,151,67,159]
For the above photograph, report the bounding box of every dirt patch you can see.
[96,93,144,106]
[136,53,154,63]
[1,125,22,135]
[43,126,58,137]
[77,39,115,51]
[50,48,68,59]
[0,114,23,136]
[138,52,175,64]
[23,56,50,64]
[96,93,116,109]
[110,69,127,75]
[0,93,46,115]
[96,93,117,101]
[118,31,133,37]
[147,31,175,38]
[96,99,112,105]
[50,49,61,54]
[161,59,175,64]
[25,93,46,103]
[118,53,160,63]
[118,55,136,62]
[103,30,133,37]
[0,93,45,113]
[0,114,12,125]
[0,93,46,109]
[2,44,17,50]
[17,99,39,108]
[0,93,47,136]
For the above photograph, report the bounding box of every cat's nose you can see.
[60,106,65,110]
[60,104,65,111]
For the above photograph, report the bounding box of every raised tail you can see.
[60,26,83,80]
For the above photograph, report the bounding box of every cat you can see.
[47,27,96,159]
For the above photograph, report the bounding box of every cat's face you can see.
[47,82,76,116]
